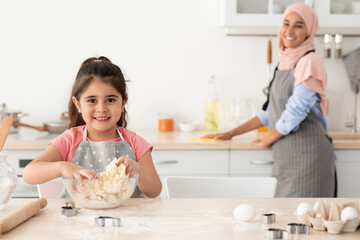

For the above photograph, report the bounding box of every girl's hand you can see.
[117,155,139,177]
[60,162,98,179]
[202,131,232,140]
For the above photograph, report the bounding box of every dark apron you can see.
[267,52,336,197]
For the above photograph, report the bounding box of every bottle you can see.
[323,34,332,58]
[205,75,220,132]
[334,34,343,58]
[0,150,18,209]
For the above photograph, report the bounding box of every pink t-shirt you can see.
[50,125,153,162]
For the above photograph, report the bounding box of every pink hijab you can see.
[278,3,328,115]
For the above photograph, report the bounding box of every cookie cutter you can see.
[264,228,288,239]
[262,213,276,224]
[287,223,310,235]
[61,201,81,217]
[95,216,121,227]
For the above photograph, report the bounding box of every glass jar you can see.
[334,34,343,58]
[0,150,18,209]
[323,34,332,58]
[158,113,174,132]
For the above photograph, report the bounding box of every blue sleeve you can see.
[257,106,269,127]
[275,83,318,135]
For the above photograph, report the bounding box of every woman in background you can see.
[204,3,336,198]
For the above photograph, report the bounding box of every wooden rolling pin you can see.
[0,116,13,151]
[0,198,47,236]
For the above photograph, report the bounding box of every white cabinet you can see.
[335,150,360,197]
[220,0,360,35]
[229,150,273,177]
[152,150,229,197]
[315,0,360,34]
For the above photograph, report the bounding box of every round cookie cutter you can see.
[287,223,310,235]
[262,213,276,224]
[265,228,288,239]
[95,216,121,227]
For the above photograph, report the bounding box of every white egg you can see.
[341,207,359,221]
[297,202,314,217]
[313,199,330,215]
[233,204,256,222]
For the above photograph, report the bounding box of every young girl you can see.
[23,56,162,198]
[204,3,336,197]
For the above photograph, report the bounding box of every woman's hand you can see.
[117,155,139,177]
[251,139,270,148]
[59,162,98,180]
[251,128,284,148]
[202,131,232,140]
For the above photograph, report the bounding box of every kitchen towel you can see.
[343,47,360,91]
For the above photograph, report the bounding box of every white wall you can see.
[0,0,359,131]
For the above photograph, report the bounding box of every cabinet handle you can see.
[250,159,273,165]
[153,160,179,165]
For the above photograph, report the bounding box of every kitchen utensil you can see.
[13,112,69,133]
[287,223,310,234]
[63,176,138,209]
[61,201,80,217]
[262,213,276,224]
[0,198,47,236]
[263,39,272,95]
[0,103,28,134]
[0,116,13,151]
[95,216,121,227]
[264,228,288,239]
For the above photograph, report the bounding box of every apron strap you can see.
[261,49,316,111]
[83,126,125,141]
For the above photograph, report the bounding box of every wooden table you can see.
[1,198,359,239]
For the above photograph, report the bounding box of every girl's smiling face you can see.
[73,77,126,141]
[280,12,308,49]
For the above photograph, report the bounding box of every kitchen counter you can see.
[3,128,360,150]
[1,198,359,239]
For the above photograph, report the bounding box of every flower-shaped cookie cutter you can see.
[61,201,81,217]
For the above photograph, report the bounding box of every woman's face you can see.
[280,12,308,48]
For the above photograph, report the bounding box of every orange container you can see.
[158,118,174,132]
[257,126,269,140]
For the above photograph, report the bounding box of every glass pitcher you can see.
[0,150,18,209]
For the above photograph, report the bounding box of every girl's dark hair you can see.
[68,56,128,128]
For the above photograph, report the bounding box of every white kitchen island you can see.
[1,198,359,239]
